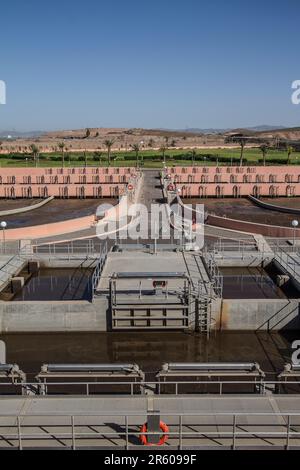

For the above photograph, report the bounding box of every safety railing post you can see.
[17,416,22,450]
[232,415,236,450]
[286,414,291,450]
[179,415,183,450]
[71,415,76,450]
[125,415,129,450]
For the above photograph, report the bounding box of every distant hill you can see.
[183,125,287,134]
[0,130,43,138]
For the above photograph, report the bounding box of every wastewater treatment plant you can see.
[0,158,299,449]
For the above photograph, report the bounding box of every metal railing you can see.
[92,241,108,292]
[0,254,26,287]
[33,240,98,256]
[212,239,259,255]
[273,244,300,278]
[2,379,300,396]
[203,249,223,298]
[0,410,300,449]
[0,240,21,255]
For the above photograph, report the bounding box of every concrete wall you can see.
[168,165,300,197]
[215,298,300,330]
[0,298,107,332]
[0,167,136,198]
[0,297,297,332]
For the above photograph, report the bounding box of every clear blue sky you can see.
[0,0,299,131]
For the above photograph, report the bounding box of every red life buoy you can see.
[140,421,169,446]
[167,184,174,191]
[127,184,134,190]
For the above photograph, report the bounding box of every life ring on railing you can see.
[140,421,169,446]
[127,183,134,190]
[167,184,174,191]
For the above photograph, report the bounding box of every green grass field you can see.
[0,147,299,168]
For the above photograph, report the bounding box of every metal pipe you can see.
[162,362,260,372]
[43,363,141,373]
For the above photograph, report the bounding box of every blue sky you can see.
[0,0,299,131]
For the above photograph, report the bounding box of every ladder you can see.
[195,295,212,335]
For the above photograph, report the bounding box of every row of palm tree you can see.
[238,140,295,166]
[28,140,297,168]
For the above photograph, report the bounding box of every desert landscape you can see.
[1,126,300,155]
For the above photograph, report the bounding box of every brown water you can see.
[183,197,300,227]
[2,198,116,228]
[220,266,300,299]
[0,331,297,380]
[10,268,92,301]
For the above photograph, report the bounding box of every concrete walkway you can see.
[0,394,299,449]
[0,255,27,291]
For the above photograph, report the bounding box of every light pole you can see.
[1,221,7,253]
[292,219,298,250]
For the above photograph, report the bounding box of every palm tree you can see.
[159,145,168,166]
[30,144,39,167]
[237,139,245,166]
[131,143,140,168]
[287,145,294,165]
[259,144,268,166]
[148,138,154,148]
[190,149,197,166]
[104,139,114,166]
[58,142,65,167]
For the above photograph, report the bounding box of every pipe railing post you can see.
[179,415,183,450]
[286,414,291,450]
[17,416,22,450]
[71,415,76,450]
[232,414,237,450]
[125,415,129,450]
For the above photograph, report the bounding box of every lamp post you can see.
[292,219,298,250]
[0,221,7,253]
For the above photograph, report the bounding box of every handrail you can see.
[274,244,300,278]
[1,379,300,396]
[92,241,108,292]
[0,409,300,449]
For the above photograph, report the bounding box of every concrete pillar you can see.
[11,277,25,293]
[28,260,40,273]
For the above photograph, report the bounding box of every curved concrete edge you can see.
[0,196,54,217]
[161,173,255,240]
[207,212,300,238]
[248,194,300,215]
[168,173,299,238]
[8,173,143,243]
[6,214,96,240]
